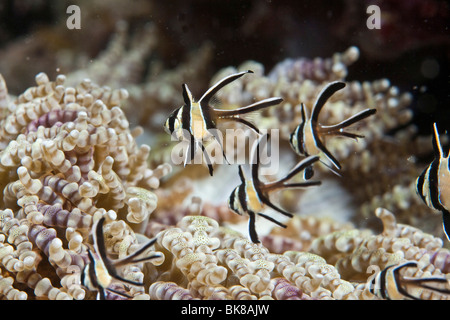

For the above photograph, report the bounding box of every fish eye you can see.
[304,166,314,180]
[368,278,376,293]
[164,108,183,135]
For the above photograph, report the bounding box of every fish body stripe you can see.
[387,265,407,300]
[372,264,409,300]
[164,106,183,138]
[181,101,192,137]
[88,261,99,290]
[289,81,375,173]
[228,182,262,243]
[245,179,264,213]
[416,123,449,211]
[233,180,262,243]
[376,267,389,299]
[437,157,450,210]
[190,102,213,140]
[289,125,300,154]
[80,218,159,299]
[290,120,330,170]
[94,258,114,288]
[167,99,214,142]
[428,159,445,210]
[305,119,321,156]
[416,123,450,240]
[416,167,427,205]
[80,264,89,289]
[371,262,450,300]
[164,71,283,176]
[227,134,320,243]
[228,187,238,213]
[166,111,176,133]
[81,251,104,292]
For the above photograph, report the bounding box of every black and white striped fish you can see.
[289,81,376,176]
[416,123,450,241]
[370,261,450,300]
[81,217,160,299]
[164,70,283,176]
[228,134,321,243]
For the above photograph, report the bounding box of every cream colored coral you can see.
[125,186,157,224]
[0,275,28,300]
[0,71,172,300]
[0,74,9,120]
[34,277,71,300]
[60,272,86,300]
[376,207,443,250]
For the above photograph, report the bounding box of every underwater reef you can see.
[0,0,449,300]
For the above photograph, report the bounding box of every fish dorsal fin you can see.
[198,70,253,107]
[93,217,109,263]
[311,81,346,123]
[238,164,246,183]
[300,102,307,122]
[250,134,269,184]
[182,84,194,106]
[432,123,447,159]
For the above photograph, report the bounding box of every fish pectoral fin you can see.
[258,212,287,228]
[114,237,159,267]
[311,134,342,172]
[106,287,133,299]
[278,155,320,183]
[215,97,283,117]
[320,108,377,133]
[281,181,322,188]
[403,276,450,296]
[110,273,144,287]
[259,193,293,218]
[220,116,262,135]
[320,129,365,140]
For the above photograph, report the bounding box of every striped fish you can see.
[289,81,376,176]
[164,70,283,176]
[370,261,450,300]
[81,217,160,299]
[416,123,450,241]
[228,134,321,243]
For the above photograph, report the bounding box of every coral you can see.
[142,208,449,300]
[0,72,167,299]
